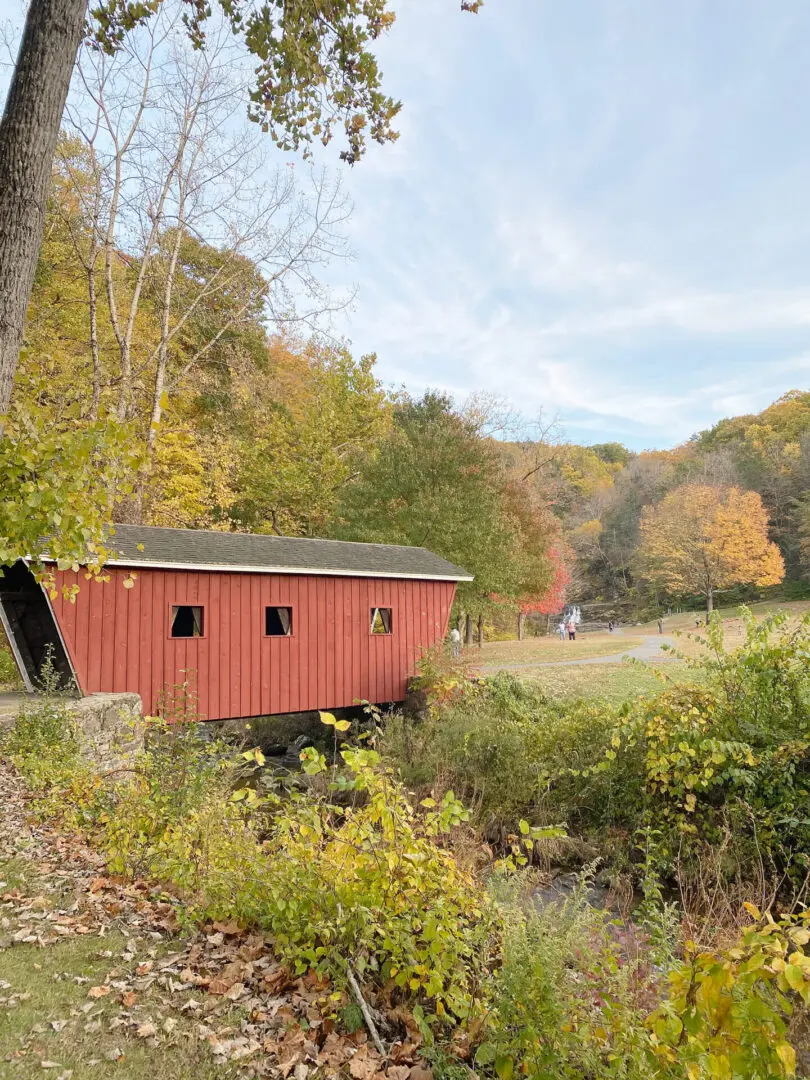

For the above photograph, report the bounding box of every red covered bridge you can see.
[0,525,472,720]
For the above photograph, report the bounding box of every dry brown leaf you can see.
[121,991,137,1008]
[278,1051,304,1079]
[136,1022,157,1039]
[262,965,292,993]
[349,1046,384,1080]
[224,981,246,1001]
[387,1067,411,1080]
[208,961,244,995]
[390,1045,418,1065]
[87,986,110,999]
[409,1066,434,1080]
[212,920,242,936]
[238,935,266,962]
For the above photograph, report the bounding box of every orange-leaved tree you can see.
[515,546,571,639]
[637,484,784,613]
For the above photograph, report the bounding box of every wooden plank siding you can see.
[50,567,456,720]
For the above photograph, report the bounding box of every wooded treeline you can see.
[536,391,810,615]
[17,94,810,624]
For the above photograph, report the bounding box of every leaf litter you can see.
[0,760,435,1079]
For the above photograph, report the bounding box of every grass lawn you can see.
[470,632,643,669]
[520,660,697,703]
[0,931,223,1080]
[639,598,810,635]
[0,838,227,1080]
[637,599,810,660]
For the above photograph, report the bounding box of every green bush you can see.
[579,612,810,883]
[649,904,810,1080]
[102,715,496,1022]
[382,672,637,838]
[0,633,21,688]
[479,876,664,1080]
[481,878,810,1080]
[2,683,106,826]
[395,612,810,892]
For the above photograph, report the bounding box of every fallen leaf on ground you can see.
[349,1045,385,1080]
[409,1067,434,1080]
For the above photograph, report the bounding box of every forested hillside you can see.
[504,392,810,618]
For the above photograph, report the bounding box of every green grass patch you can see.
[0,933,222,1080]
[522,660,698,703]
[472,633,643,669]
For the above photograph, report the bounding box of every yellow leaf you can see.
[334,719,352,732]
[776,1043,796,1076]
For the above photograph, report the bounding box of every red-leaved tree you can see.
[516,544,570,639]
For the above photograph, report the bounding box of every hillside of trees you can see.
[531,391,810,618]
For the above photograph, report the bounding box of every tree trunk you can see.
[465,614,474,646]
[517,610,525,641]
[0,0,88,416]
[477,613,484,648]
[706,588,714,615]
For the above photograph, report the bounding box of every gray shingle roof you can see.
[102,524,473,581]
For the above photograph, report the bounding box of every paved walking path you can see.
[477,634,677,673]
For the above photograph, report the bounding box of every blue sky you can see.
[3,0,810,450]
[310,0,810,449]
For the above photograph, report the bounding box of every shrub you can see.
[382,672,634,838]
[481,882,810,1080]
[102,713,497,1022]
[649,904,810,1079]
[2,658,107,825]
[479,876,663,1080]
[0,632,21,688]
[579,612,810,884]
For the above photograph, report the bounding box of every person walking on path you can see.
[657,618,664,634]
[449,626,461,658]
[557,620,566,642]
[567,618,577,641]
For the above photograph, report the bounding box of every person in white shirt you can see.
[449,626,461,657]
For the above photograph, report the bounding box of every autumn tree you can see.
[332,391,521,616]
[496,473,566,639]
[0,0,401,416]
[332,390,562,646]
[514,546,570,639]
[231,340,390,537]
[637,484,785,614]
